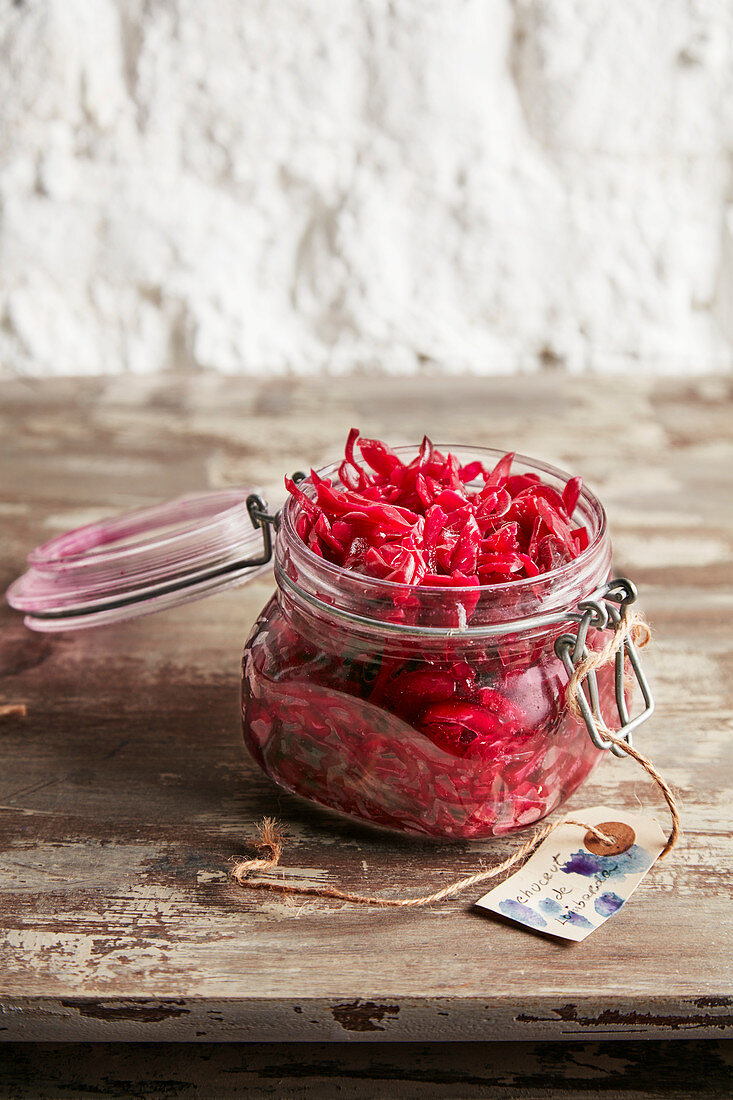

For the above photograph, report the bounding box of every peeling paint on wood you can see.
[59,999,191,1023]
[516,1003,733,1033]
[331,1001,401,1033]
[0,374,731,1043]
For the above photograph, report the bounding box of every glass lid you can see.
[6,488,275,632]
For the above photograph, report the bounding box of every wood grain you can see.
[0,373,731,1042]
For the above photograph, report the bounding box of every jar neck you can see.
[275,475,612,645]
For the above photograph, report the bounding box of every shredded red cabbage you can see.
[286,432,588,587]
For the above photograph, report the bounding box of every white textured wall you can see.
[1,0,732,378]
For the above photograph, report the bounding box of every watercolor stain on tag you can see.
[475,806,667,942]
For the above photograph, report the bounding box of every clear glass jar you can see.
[242,447,621,840]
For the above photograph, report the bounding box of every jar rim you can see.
[280,443,607,598]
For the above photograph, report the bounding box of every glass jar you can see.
[7,443,648,842]
[242,447,623,841]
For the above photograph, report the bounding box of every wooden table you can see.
[0,374,731,1090]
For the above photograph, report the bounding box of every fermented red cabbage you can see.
[286,432,588,586]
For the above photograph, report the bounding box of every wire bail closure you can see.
[554,578,654,757]
[245,473,306,566]
[244,494,279,565]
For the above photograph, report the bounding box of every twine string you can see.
[230,817,284,875]
[230,817,615,909]
[230,612,680,906]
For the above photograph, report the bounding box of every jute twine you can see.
[230,612,680,908]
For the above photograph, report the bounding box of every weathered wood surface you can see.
[0,373,731,1043]
[1,1040,732,1099]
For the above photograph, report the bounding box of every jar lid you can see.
[6,488,275,632]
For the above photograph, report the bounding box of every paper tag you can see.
[475,806,666,941]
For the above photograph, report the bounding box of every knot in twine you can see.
[566,610,651,720]
[230,610,680,908]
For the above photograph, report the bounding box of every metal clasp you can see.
[554,577,654,757]
[244,494,279,567]
[244,471,306,567]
